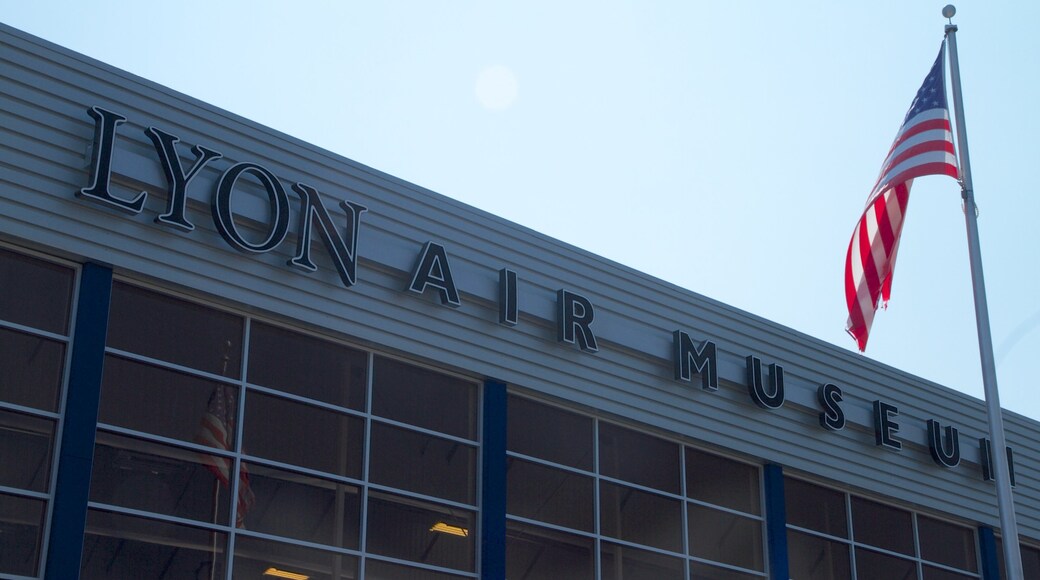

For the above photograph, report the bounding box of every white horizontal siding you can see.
[2,22,1037,539]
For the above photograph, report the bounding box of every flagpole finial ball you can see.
[942,5,956,19]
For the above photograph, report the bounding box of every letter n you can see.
[289,183,367,288]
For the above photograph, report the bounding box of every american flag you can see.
[845,42,960,351]
[195,383,255,527]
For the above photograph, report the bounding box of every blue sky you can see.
[5,2,1039,420]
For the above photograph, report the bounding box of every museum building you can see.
[1,22,1039,580]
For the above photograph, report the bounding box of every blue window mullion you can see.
[764,463,789,580]
[44,262,113,580]
[480,379,507,580]
[978,525,1000,580]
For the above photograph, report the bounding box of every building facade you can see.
[1,23,1038,580]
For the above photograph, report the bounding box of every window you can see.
[994,538,1040,579]
[83,282,481,578]
[505,394,766,579]
[785,477,980,579]
[0,248,75,577]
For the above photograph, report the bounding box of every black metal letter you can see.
[873,400,902,451]
[78,106,146,213]
[145,127,222,231]
[289,183,367,288]
[556,290,597,352]
[673,331,718,391]
[212,162,291,254]
[408,242,461,307]
[746,356,784,409]
[927,419,960,468]
[817,383,846,431]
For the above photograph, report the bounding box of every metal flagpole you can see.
[942,5,1024,578]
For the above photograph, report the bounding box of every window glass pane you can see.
[506,457,594,532]
[0,492,45,577]
[242,462,360,549]
[601,541,685,580]
[1023,544,1040,580]
[851,496,914,555]
[372,357,476,440]
[369,422,475,504]
[599,421,679,494]
[785,478,848,537]
[854,547,916,580]
[507,395,593,470]
[108,282,243,377]
[233,535,357,579]
[99,355,239,447]
[0,248,73,334]
[0,327,65,411]
[0,409,54,492]
[366,491,475,572]
[89,432,232,525]
[599,481,682,552]
[366,560,470,580]
[787,529,851,580]
[689,561,763,580]
[918,515,977,572]
[922,565,977,579]
[81,510,226,579]
[506,521,594,580]
[685,447,760,515]
[243,390,364,479]
[247,322,366,410]
[688,503,764,571]
[997,540,1040,580]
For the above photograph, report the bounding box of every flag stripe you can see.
[845,43,959,350]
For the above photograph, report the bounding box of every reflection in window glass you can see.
[233,528,358,579]
[366,559,471,580]
[855,547,916,580]
[0,327,65,412]
[922,565,978,579]
[0,409,54,492]
[995,539,1040,580]
[0,247,73,334]
[599,422,679,494]
[1025,544,1040,580]
[0,492,45,577]
[507,395,593,470]
[99,355,239,447]
[372,357,476,440]
[785,478,848,537]
[787,529,850,580]
[686,446,760,515]
[506,521,594,580]
[599,481,682,553]
[80,509,226,580]
[247,322,367,410]
[689,561,763,580]
[243,391,364,479]
[369,422,475,504]
[688,503,763,571]
[601,541,684,580]
[851,496,914,556]
[918,515,977,572]
[366,491,475,571]
[241,462,360,549]
[89,432,232,526]
[506,457,594,532]
[107,282,243,377]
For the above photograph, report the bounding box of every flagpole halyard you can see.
[944,7,1025,578]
